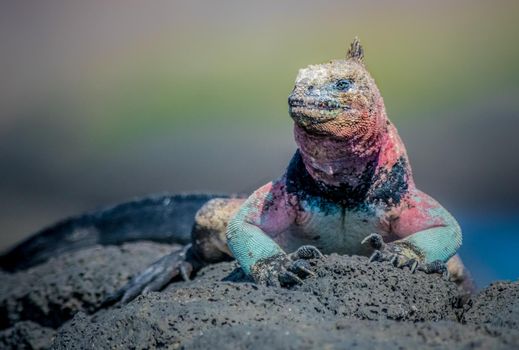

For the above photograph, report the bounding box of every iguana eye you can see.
[335,79,353,91]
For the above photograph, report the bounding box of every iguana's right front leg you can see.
[226,180,322,287]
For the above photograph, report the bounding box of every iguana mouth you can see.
[289,108,337,125]
[289,97,352,127]
[288,97,350,112]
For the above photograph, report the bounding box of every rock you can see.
[0,242,518,349]
[464,281,519,329]
[0,321,55,350]
[0,242,176,329]
[293,254,461,322]
[183,321,519,350]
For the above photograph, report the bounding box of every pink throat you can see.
[293,124,386,187]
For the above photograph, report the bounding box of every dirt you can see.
[0,242,517,349]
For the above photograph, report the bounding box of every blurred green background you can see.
[0,1,518,285]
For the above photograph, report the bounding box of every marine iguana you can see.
[0,38,471,303]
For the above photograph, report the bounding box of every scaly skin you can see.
[226,38,462,285]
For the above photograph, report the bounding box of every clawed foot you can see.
[361,233,449,278]
[250,245,323,287]
[102,244,199,306]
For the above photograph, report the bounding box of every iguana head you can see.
[288,38,393,188]
[288,38,386,140]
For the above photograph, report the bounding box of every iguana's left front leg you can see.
[363,189,462,275]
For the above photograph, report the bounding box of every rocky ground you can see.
[0,242,517,349]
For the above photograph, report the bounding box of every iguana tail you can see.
[0,193,234,272]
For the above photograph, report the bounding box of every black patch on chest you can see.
[286,151,373,211]
[285,151,409,212]
[369,156,409,207]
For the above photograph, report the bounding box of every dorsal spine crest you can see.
[347,37,364,62]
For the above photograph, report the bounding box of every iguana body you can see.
[1,39,470,302]
[226,40,463,282]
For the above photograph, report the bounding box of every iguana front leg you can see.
[227,179,322,286]
[363,189,462,274]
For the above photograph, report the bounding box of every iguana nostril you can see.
[307,85,320,97]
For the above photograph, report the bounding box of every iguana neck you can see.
[293,123,386,188]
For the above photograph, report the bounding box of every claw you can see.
[292,245,324,260]
[280,271,304,286]
[363,239,450,280]
[399,258,418,273]
[410,260,418,273]
[180,262,193,281]
[417,260,448,276]
[251,246,320,288]
[361,233,384,250]
[266,273,281,288]
[289,259,315,277]
[388,254,399,266]
[368,250,383,262]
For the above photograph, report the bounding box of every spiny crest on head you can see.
[346,37,364,62]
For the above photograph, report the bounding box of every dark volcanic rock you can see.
[1,242,518,349]
[294,254,460,322]
[183,321,519,350]
[464,281,519,329]
[0,242,176,329]
[0,321,55,350]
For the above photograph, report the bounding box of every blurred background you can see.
[0,0,517,287]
